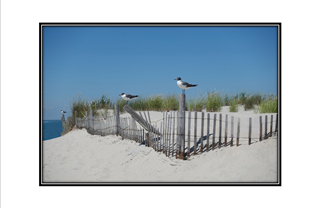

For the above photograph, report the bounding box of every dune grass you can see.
[68,91,278,130]
[255,95,278,113]
[229,97,239,112]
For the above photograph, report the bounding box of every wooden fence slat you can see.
[270,115,273,136]
[225,114,228,147]
[187,111,191,157]
[194,111,197,155]
[165,112,168,156]
[212,114,216,150]
[168,113,172,156]
[219,114,222,148]
[200,112,204,153]
[265,115,268,139]
[172,111,176,157]
[162,112,165,151]
[259,116,262,142]
[237,118,240,146]
[147,111,151,124]
[231,116,234,147]
[160,122,162,151]
[207,113,210,151]
[249,117,252,145]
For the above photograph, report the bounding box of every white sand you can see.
[43,107,278,183]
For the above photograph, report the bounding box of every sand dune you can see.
[43,127,278,183]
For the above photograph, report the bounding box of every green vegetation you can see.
[65,91,278,131]
[255,95,278,113]
[229,97,239,112]
[205,91,223,112]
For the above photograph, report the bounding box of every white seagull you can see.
[119,93,139,104]
[61,110,67,114]
[174,77,198,92]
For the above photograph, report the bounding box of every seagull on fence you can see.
[174,77,198,94]
[61,110,67,114]
[119,93,139,104]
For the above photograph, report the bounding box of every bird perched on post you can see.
[174,77,198,94]
[61,110,67,114]
[119,93,139,105]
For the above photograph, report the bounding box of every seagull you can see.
[174,77,198,94]
[119,93,139,104]
[61,110,67,114]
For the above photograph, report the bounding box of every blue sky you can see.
[42,26,278,120]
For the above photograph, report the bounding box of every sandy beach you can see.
[43,107,279,183]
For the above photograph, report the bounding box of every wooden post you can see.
[225,114,228,147]
[164,112,168,155]
[200,112,204,153]
[162,112,165,151]
[270,115,273,136]
[212,114,216,150]
[143,129,145,146]
[159,122,162,151]
[194,111,197,155]
[61,114,65,132]
[231,116,234,147]
[207,113,210,151]
[237,118,240,146]
[172,111,176,157]
[265,115,268,139]
[147,111,151,124]
[178,94,186,159]
[146,133,150,147]
[248,118,252,145]
[187,111,191,157]
[259,116,262,142]
[168,113,172,156]
[219,114,222,148]
[115,105,120,136]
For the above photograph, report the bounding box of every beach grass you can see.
[68,91,278,129]
[255,95,278,113]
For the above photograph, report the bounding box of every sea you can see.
[43,120,63,141]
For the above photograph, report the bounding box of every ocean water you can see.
[43,120,63,141]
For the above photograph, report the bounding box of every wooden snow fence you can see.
[74,106,279,160]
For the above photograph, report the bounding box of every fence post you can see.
[61,114,65,132]
[219,114,222,148]
[115,105,120,136]
[248,117,252,145]
[178,94,186,159]
[270,115,273,136]
[207,113,210,151]
[91,109,94,135]
[172,111,176,157]
[212,114,216,150]
[225,114,228,147]
[265,115,268,139]
[146,133,150,147]
[237,118,240,146]
[194,111,197,155]
[200,112,204,153]
[259,116,262,142]
[231,116,234,147]
[187,111,191,157]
